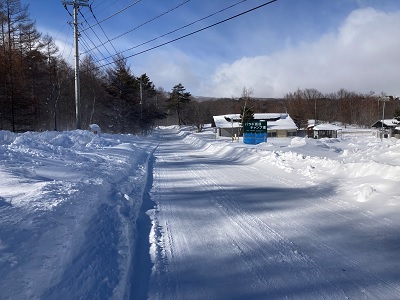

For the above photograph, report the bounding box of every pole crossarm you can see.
[62,0,89,6]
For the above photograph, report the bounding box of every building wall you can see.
[313,130,338,139]
[219,127,241,138]
[218,127,297,138]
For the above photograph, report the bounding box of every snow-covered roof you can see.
[89,124,101,130]
[213,113,297,130]
[371,119,399,128]
[383,119,399,126]
[313,124,342,131]
[307,119,316,128]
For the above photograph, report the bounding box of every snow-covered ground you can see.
[0,127,399,299]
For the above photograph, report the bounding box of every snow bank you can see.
[0,130,155,299]
[186,128,400,213]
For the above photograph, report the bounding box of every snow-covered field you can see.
[0,127,399,299]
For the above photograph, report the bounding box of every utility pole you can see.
[62,0,89,129]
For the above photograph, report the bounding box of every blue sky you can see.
[25,0,400,98]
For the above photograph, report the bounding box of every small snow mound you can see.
[50,135,74,148]
[340,149,349,157]
[357,186,375,202]
[290,137,306,146]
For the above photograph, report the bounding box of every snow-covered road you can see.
[148,128,400,299]
[0,127,399,299]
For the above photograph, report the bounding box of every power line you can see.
[95,0,250,63]
[88,5,119,54]
[90,0,123,15]
[82,0,142,32]
[79,28,106,65]
[78,10,115,65]
[83,0,192,55]
[61,23,74,62]
[96,0,278,69]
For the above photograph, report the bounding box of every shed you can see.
[89,124,101,135]
[313,124,342,139]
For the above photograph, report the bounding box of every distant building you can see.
[371,119,400,138]
[312,124,342,139]
[213,113,297,139]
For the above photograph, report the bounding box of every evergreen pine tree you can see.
[167,83,191,125]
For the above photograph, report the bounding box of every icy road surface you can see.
[147,128,400,300]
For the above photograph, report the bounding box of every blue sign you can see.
[243,119,267,144]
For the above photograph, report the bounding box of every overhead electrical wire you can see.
[89,6,119,54]
[106,0,191,45]
[63,1,114,69]
[91,0,122,12]
[78,29,104,65]
[77,10,123,69]
[82,0,192,55]
[95,0,250,62]
[79,11,114,60]
[63,24,74,63]
[96,0,278,69]
[82,0,143,32]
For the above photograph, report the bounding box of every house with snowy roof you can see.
[371,119,400,138]
[212,113,297,139]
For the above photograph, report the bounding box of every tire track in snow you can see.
[189,162,347,299]
[149,146,199,299]
[183,148,400,299]
[244,163,400,299]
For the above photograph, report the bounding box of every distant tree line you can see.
[180,88,400,131]
[1,0,399,134]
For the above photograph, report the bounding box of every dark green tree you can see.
[167,83,191,125]
[104,55,139,133]
[137,73,166,134]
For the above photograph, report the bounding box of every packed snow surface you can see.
[0,127,399,299]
